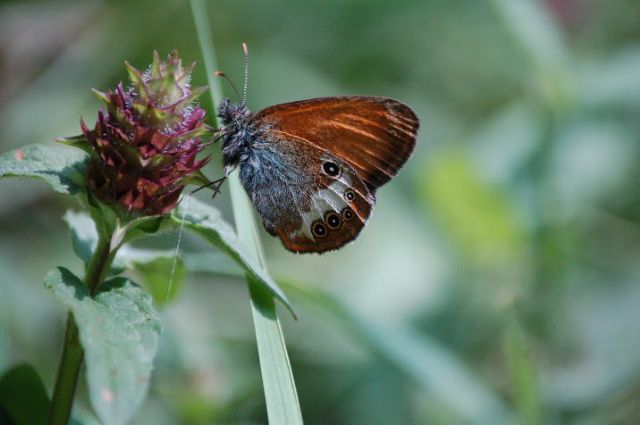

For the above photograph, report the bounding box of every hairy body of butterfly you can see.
[218,96,419,253]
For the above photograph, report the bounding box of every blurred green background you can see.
[2,0,640,424]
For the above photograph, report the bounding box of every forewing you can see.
[251,96,419,191]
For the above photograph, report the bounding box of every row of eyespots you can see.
[311,207,355,239]
[322,161,357,203]
[314,161,358,238]
[322,161,356,202]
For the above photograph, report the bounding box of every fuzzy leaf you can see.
[0,364,50,425]
[0,144,88,194]
[63,210,98,266]
[116,246,186,305]
[121,215,169,244]
[44,268,161,425]
[63,209,125,276]
[169,196,294,316]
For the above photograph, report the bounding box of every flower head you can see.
[79,51,209,216]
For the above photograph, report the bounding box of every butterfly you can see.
[215,45,419,253]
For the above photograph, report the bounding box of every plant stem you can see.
[47,316,83,425]
[47,230,114,425]
[85,231,114,295]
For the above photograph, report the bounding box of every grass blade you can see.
[190,1,303,423]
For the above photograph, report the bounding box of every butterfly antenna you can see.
[214,71,241,101]
[241,42,249,106]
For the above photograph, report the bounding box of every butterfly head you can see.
[217,98,252,174]
[218,97,250,128]
[216,43,253,175]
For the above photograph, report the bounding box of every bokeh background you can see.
[2,0,640,424]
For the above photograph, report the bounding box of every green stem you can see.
[85,231,114,295]
[47,230,114,425]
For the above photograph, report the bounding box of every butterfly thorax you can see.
[217,98,255,173]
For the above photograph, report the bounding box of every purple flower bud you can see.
[80,51,210,216]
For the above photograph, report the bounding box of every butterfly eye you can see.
[311,220,328,238]
[344,189,356,202]
[322,161,341,177]
[341,207,355,222]
[324,211,342,230]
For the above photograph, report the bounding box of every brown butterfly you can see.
[215,45,419,253]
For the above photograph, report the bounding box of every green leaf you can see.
[119,215,169,245]
[134,257,185,305]
[44,267,161,425]
[169,196,294,316]
[0,364,50,425]
[62,210,183,293]
[0,144,88,194]
[63,210,98,266]
[63,209,124,276]
[116,246,186,305]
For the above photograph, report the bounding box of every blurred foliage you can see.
[2,0,640,424]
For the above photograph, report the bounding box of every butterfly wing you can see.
[241,96,418,253]
[238,130,375,253]
[251,96,419,191]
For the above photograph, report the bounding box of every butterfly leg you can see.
[190,176,228,199]
[200,130,224,148]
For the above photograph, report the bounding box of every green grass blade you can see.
[190,1,303,423]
